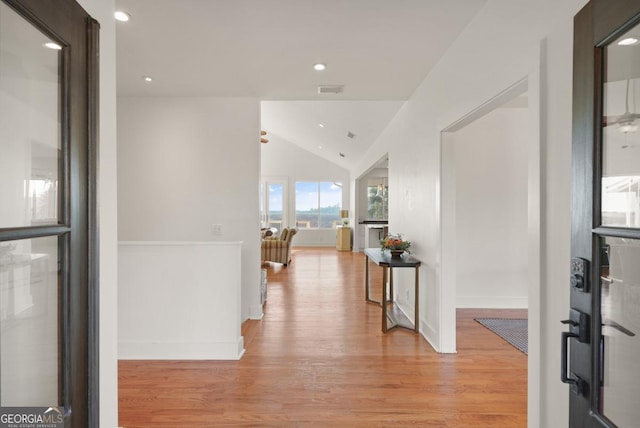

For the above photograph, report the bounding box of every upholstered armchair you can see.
[261,228,298,266]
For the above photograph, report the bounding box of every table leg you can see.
[365,255,370,302]
[382,266,387,333]
[414,266,419,333]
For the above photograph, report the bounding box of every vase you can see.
[389,250,404,258]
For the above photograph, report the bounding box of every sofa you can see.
[261,228,298,266]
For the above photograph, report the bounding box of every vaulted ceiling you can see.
[115,0,488,169]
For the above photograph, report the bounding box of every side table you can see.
[336,226,351,251]
[364,248,421,333]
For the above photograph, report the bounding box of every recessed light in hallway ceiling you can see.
[618,37,639,46]
[313,63,326,71]
[114,11,131,22]
[44,42,62,50]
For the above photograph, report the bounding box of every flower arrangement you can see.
[380,233,411,253]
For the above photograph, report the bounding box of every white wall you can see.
[118,242,244,360]
[117,97,263,321]
[453,107,528,308]
[541,21,576,428]
[351,1,588,426]
[261,133,350,246]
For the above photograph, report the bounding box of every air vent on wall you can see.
[318,85,344,94]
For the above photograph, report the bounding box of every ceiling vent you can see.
[318,84,344,94]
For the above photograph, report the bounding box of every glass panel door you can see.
[571,2,640,427]
[602,24,640,228]
[0,1,62,406]
[594,19,640,428]
[0,0,97,425]
[0,1,60,228]
[599,237,640,427]
[0,236,59,406]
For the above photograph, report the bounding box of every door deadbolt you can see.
[570,257,589,292]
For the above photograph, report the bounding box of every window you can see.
[367,179,388,220]
[295,182,342,228]
[260,180,286,230]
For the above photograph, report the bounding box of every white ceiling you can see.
[261,100,404,169]
[115,0,487,168]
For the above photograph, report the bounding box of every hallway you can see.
[118,247,527,427]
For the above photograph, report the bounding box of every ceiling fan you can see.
[603,79,640,132]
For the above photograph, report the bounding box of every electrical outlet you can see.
[211,224,222,236]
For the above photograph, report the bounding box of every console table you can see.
[364,248,421,333]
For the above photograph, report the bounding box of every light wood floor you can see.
[119,247,527,427]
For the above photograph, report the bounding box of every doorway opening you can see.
[439,76,535,420]
[353,154,389,252]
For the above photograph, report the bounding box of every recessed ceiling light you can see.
[142,76,153,82]
[618,37,639,46]
[114,11,130,22]
[319,123,324,128]
[43,42,62,50]
[313,63,326,71]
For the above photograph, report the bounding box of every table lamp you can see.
[340,210,349,226]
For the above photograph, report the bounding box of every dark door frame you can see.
[0,0,99,426]
[570,1,640,427]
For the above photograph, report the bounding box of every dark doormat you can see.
[474,318,528,355]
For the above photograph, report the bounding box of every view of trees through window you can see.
[367,184,388,220]
[295,182,342,228]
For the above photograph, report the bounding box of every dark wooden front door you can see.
[0,0,98,426]
[569,1,640,427]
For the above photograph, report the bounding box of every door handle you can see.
[602,318,636,337]
[561,331,587,396]
[561,331,578,384]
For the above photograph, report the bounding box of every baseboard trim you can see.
[420,318,443,353]
[249,304,264,320]
[456,296,528,309]
[118,336,245,360]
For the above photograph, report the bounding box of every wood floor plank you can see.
[119,247,527,427]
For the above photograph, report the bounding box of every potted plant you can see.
[380,233,411,258]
